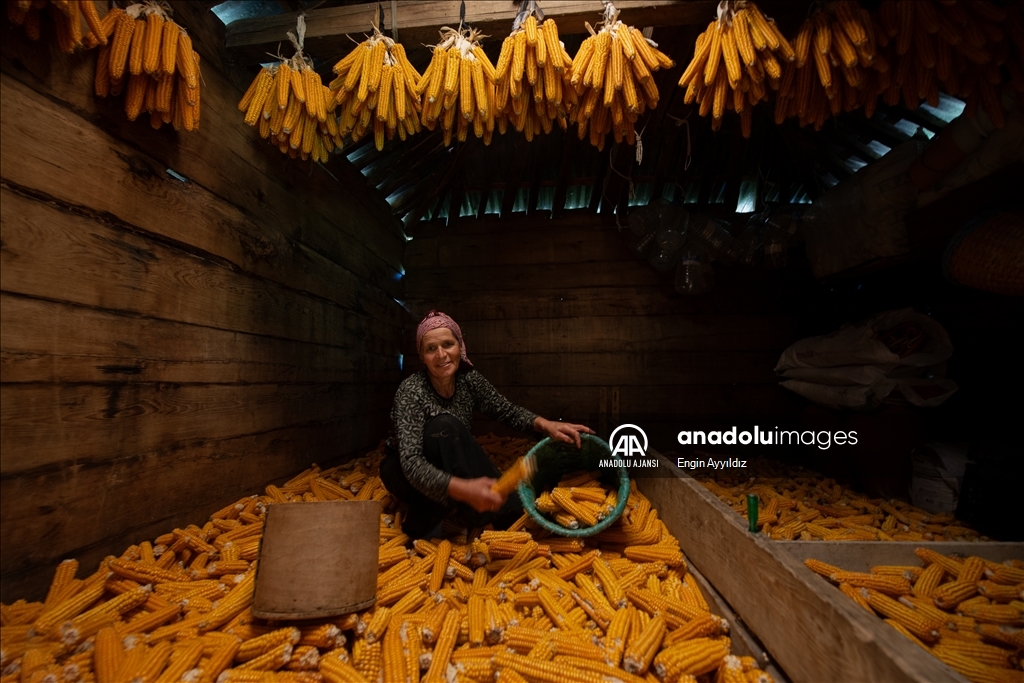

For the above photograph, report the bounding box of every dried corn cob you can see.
[331,24,421,151]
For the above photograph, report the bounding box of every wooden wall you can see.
[0,11,408,600]
[403,213,813,446]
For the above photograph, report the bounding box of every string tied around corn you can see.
[125,0,172,21]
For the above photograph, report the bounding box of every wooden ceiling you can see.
[217,1,953,232]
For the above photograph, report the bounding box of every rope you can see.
[667,113,692,171]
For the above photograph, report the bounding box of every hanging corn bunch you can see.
[238,16,339,162]
[874,0,1024,129]
[91,3,201,132]
[417,26,498,146]
[492,6,577,141]
[770,1,884,131]
[570,3,675,151]
[678,0,795,137]
[330,23,423,151]
[6,0,105,53]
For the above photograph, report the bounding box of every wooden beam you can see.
[226,1,718,64]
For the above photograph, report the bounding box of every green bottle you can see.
[747,493,758,533]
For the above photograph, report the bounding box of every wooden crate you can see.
[636,451,1024,683]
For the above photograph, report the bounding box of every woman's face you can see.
[420,328,461,382]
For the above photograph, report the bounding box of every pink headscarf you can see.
[416,310,473,368]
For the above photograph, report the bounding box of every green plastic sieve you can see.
[516,434,631,537]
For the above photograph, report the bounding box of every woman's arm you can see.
[532,416,595,448]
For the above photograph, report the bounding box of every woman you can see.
[381,310,593,539]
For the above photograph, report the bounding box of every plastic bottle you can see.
[690,216,738,264]
[762,208,805,268]
[629,230,658,258]
[735,211,769,266]
[648,246,681,272]
[674,250,708,294]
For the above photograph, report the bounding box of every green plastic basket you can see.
[517,434,631,537]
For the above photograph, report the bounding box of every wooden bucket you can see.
[252,500,380,619]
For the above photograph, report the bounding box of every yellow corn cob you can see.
[127,17,147,76]
[236,628,301,662]
[422,610,460,682]
[142,13,162,75]
[985,565,1024,585]
[860,588,942,642]
[933,638,1015,669]
[622,613,666,675]
[933,648,1019,683]
[623,545,685,567]
[957,603,1024,625]
[363,607,392,646]
[237,643,292,671]
[913,561,942,598]
[653,637,731,680]
[158,19,178,78]
[931,581,979,610]
[977,581,1023,602]
[839,582,873,612]
[703,22,722,87]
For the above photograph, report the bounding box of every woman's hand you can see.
[534,417,596,449]
[448,476,505,512]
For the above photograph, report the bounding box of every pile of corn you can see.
[806,550,1024,683]
[92,4,201,132]
[678,0,795,137]
[6,0,104,53]
[492,13,577,141]
[0,436,775,683]
[238,56,338,163]
[697,458,984,542]
[416,27,498,146]
[329,27,423,151]
[569,5,674,150]
[872,0,1023,128]
[774,1,884,130]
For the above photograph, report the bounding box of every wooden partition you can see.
[403,213,812,443]
[0,14,408,600]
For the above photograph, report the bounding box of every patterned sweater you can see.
[388,368,537,505]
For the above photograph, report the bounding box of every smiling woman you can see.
[380,310,594,539]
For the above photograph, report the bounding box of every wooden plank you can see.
[404,261,665,293]
[404,228,635,267]
[484,384,801,421]
[0,189,401,352]
[0,45,405,283]
[0,382,394,475]
[0,295,399,385]
[777,541,1024,574]
[405,279,815,318]
[226,1,718,64]
[465,350,781,387]
[639,457,970,683]
[457,315,801,353]
[0,419,389,602]
[0,81,403,325]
